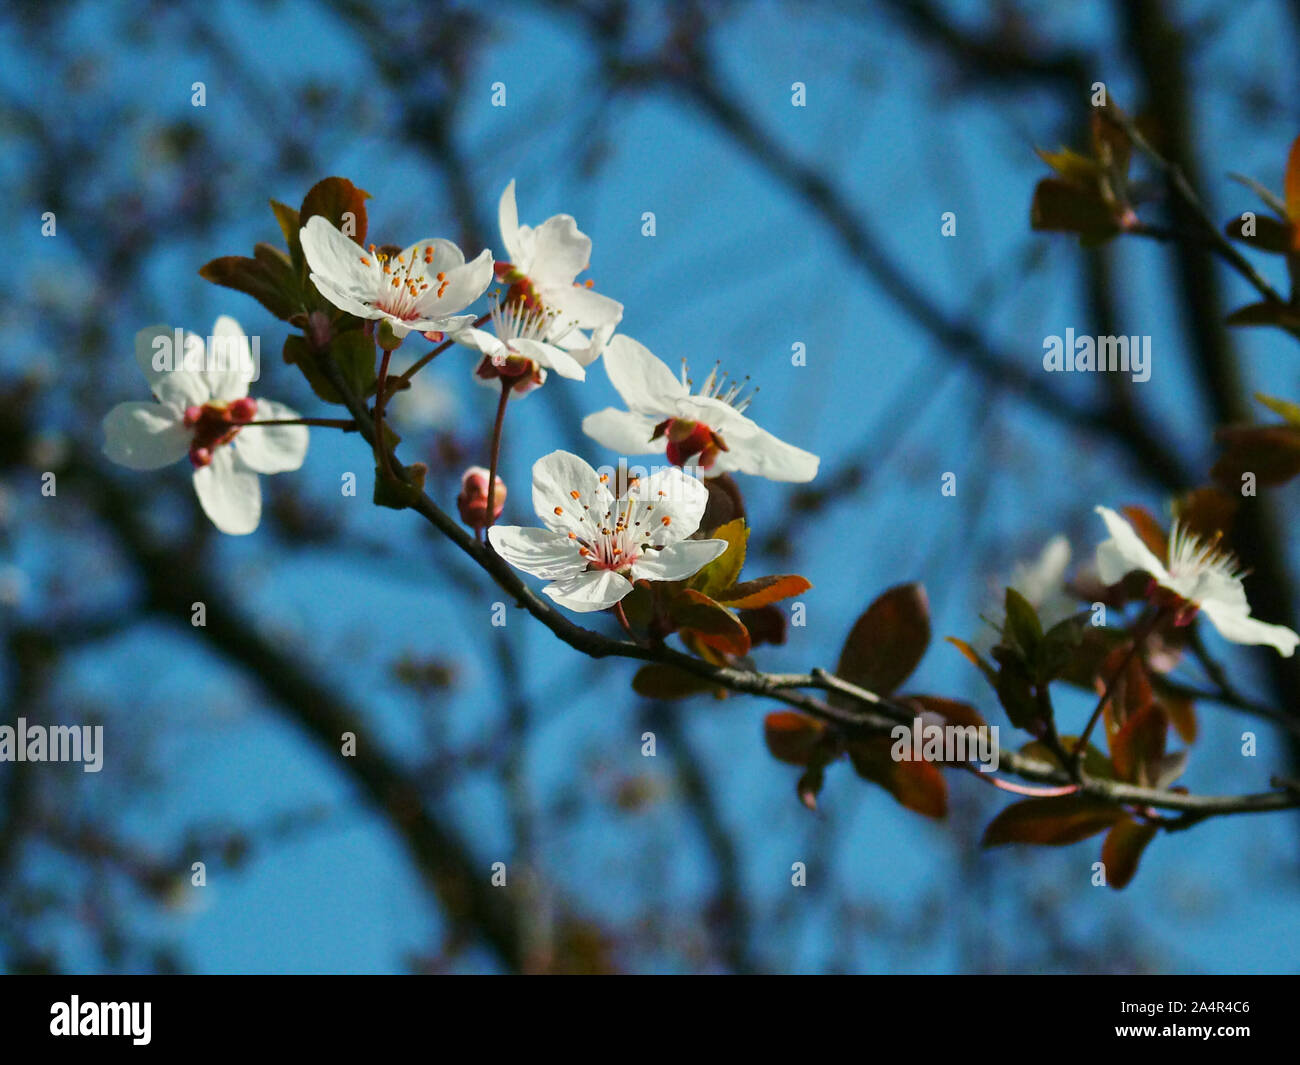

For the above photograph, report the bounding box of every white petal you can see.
[454,327,509,358]
[134,324,209,409]
[543,569,632,612]
[1199,601,1300,656]
[398,237,465,272]
[1094,506,1169,585]
[528,214,592,288]
[487,525,586,580]
[309,272,382,321]
[192,447,262,535]
[531,449,611,536]
[234,399,309,474]
[300,215,377,295]
[102,402,189,470]
[543,284,623,332]
[202,315,255,402]
[581,408,665,456]
[498,179,525,266]
[707,409,819,483]
[412,248,494,319]
[513,338,585,380]
[602,335,687,412]
[631,466,710,544]
[631,538,728,582]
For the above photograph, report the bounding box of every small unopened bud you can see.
[458,465,506,529]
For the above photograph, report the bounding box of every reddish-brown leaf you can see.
[671,589,751,657]
[299,176,370,246]
[1110,702,1168,785]
[1212,424,1300,486]
[1285,133,1300,228]
[847,736,947,819]
[837,583,930,696]
[715,574,811,609]
[763,712,828,766]
[1101,816,1159,889]
[981,795,1124,847]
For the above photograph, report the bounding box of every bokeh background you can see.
[3,0,1300,973]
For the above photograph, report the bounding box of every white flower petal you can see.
[454,327,509,358]
[487,525,586,580]
[234,399,308,474]
[528,214,592,288]
[300,215,377,296]
[1094,506,1170,585]
[542,569,631,612]
[582,408,665,457]
[134,324,209,409]
[399,237,465,272]
[498,179,526,266]
[192,446,261,535]
[309,273,381,321]
[513,338,585,380]
[631,466,710,543]
[543,284,623,333]
[413,248,494,320]
[203,315,255,402]
[531,449,611,536]
[1199,600,1300,656]
[602,335,687,412]
[707,410,819,483]
[102,402,189,470]
[631,538,728,582]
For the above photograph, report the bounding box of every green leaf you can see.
[372,462,425,510]
[270,198,303,271]
[283,334,341,403]
[328,329,378,399]
[632,663,715,701]
[690,519,747,599]
[1101,816,1159,889]
[1037,614,1085,685]
[836,583,930,696]
[1003,588,1042,661]
[1255,391,1300,426]
[1019,736,1114,779]
[981,795,1124,847]
[991,650,1041,731]
[1030,178,1119,241]
[1035,146,1102,185]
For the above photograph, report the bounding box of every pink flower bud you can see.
[457,466,506,529]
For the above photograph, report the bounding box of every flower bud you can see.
[457,465,506,529]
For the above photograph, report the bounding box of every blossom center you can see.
[654,418,728,469]
[552,478,668,576]
[367,242,447,322]
[184,397,256,468]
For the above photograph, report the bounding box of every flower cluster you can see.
[103,178,820,629]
